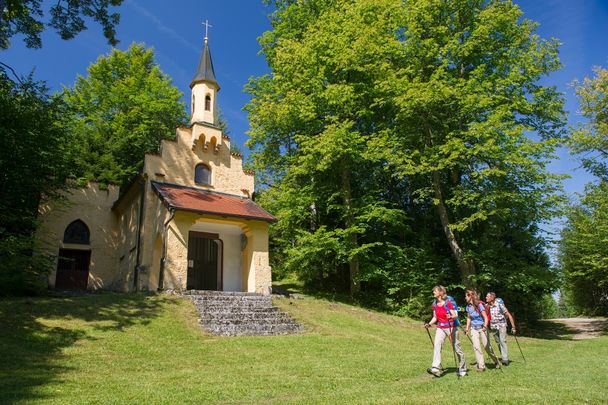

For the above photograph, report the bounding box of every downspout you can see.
[133,175,147,291]
[158,207,175,291]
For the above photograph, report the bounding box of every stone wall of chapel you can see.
[144,125,254,197]
[138,182,171,291]
[36,183,123,291]
[114,186,143,291]
[242,221,272,295]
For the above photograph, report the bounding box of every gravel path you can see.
[544,318,608,340]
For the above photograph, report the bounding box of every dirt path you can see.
[545,318,608,340]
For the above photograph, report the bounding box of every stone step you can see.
[183,290,302,336]
[199,311,290,321]
[183,290,263,297]
[193,304,275,312]
[193,302,276,311]
[200,316,297,326]
[204,323,303,337]
[189,294,271,301]
[191,296,272,305]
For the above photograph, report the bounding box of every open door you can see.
[187,231,222,290]
[55,249,90,290]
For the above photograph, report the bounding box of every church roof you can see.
[151,181,276,223]
[190,40,219,89]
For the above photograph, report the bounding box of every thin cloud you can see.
[126,0,200,53]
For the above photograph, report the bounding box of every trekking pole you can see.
[460,326,474,345]
[513,334,527,364]
[446,319,460,379]
[425,325,434,347]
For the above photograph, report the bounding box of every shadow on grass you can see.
[273,281,608,343]
[0,292,173,404]
[526,320,577,340]
[274,281,367,306]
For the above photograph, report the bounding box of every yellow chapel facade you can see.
[36,37,275,295]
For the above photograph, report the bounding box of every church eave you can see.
[166,206,276,223]
[188,120,222,130]
[189,78,220,91]
[151,181,277,223]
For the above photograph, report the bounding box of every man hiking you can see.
[486,292,516,365]
[425,285,467,377]
[464,289,501,371]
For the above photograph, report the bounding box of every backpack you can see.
[484,297,505,322]
[433,295,460,327]
[477,300,490,321]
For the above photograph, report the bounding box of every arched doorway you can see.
[55,220,91,290]
[187,231,223,290]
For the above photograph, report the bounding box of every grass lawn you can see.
[1,289,607,404]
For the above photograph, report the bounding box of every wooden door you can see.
[55,249,90,290]
[187,232,221,290]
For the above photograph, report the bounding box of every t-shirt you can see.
[466,302,486,329]
[433,300,457,329]
[488,299,509,329]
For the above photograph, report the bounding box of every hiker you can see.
[424,285,467,377]
[486,292,516,365]
[464,289,501,371]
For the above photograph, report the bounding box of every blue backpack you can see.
[433,295,460,327]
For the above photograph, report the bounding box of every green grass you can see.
[1,291,607,404]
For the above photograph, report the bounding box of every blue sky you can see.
[2,0,607,200]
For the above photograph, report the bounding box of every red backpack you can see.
[481,301,492,322]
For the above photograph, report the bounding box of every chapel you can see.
[36,35,275,295]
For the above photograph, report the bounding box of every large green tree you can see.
[0,72,73,294]
[248,0,564,316]
[560,183,608,315]
[0,0,125,295]
[63,43,187,187]
[248,0,411,297]
[560,67,608,315]
[378,0,565,289]
[0,0,123,49]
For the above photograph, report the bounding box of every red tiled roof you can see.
[151,181,276,223]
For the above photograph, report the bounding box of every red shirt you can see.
[434,301,455,329]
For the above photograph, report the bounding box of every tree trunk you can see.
[431,170,476,288]
[341,166,360,297]
[425,125,475,288]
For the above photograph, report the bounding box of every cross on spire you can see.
[202,19,212,44]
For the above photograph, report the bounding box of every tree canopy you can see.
[247,0,565,320]
[560,66,608,315]
[570,67,608,180]
[0,72,73,294]
[62,43,187,187]
[0,0,123,49]
[560,183,608,315]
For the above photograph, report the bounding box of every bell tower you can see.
[190,20,219,125]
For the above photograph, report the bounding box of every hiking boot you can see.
[502,360,510,366]
[476,366,486,372]
[426,367,442,377]
[458,370,468,377]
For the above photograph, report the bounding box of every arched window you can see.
[63,220,90,244]
[192,95,195,114]
[205,94,211,111]
[195,163,211,185]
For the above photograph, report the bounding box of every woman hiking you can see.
[464,289,501,371]
[424,285,467,377]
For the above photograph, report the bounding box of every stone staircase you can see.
[184,290,303,336]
